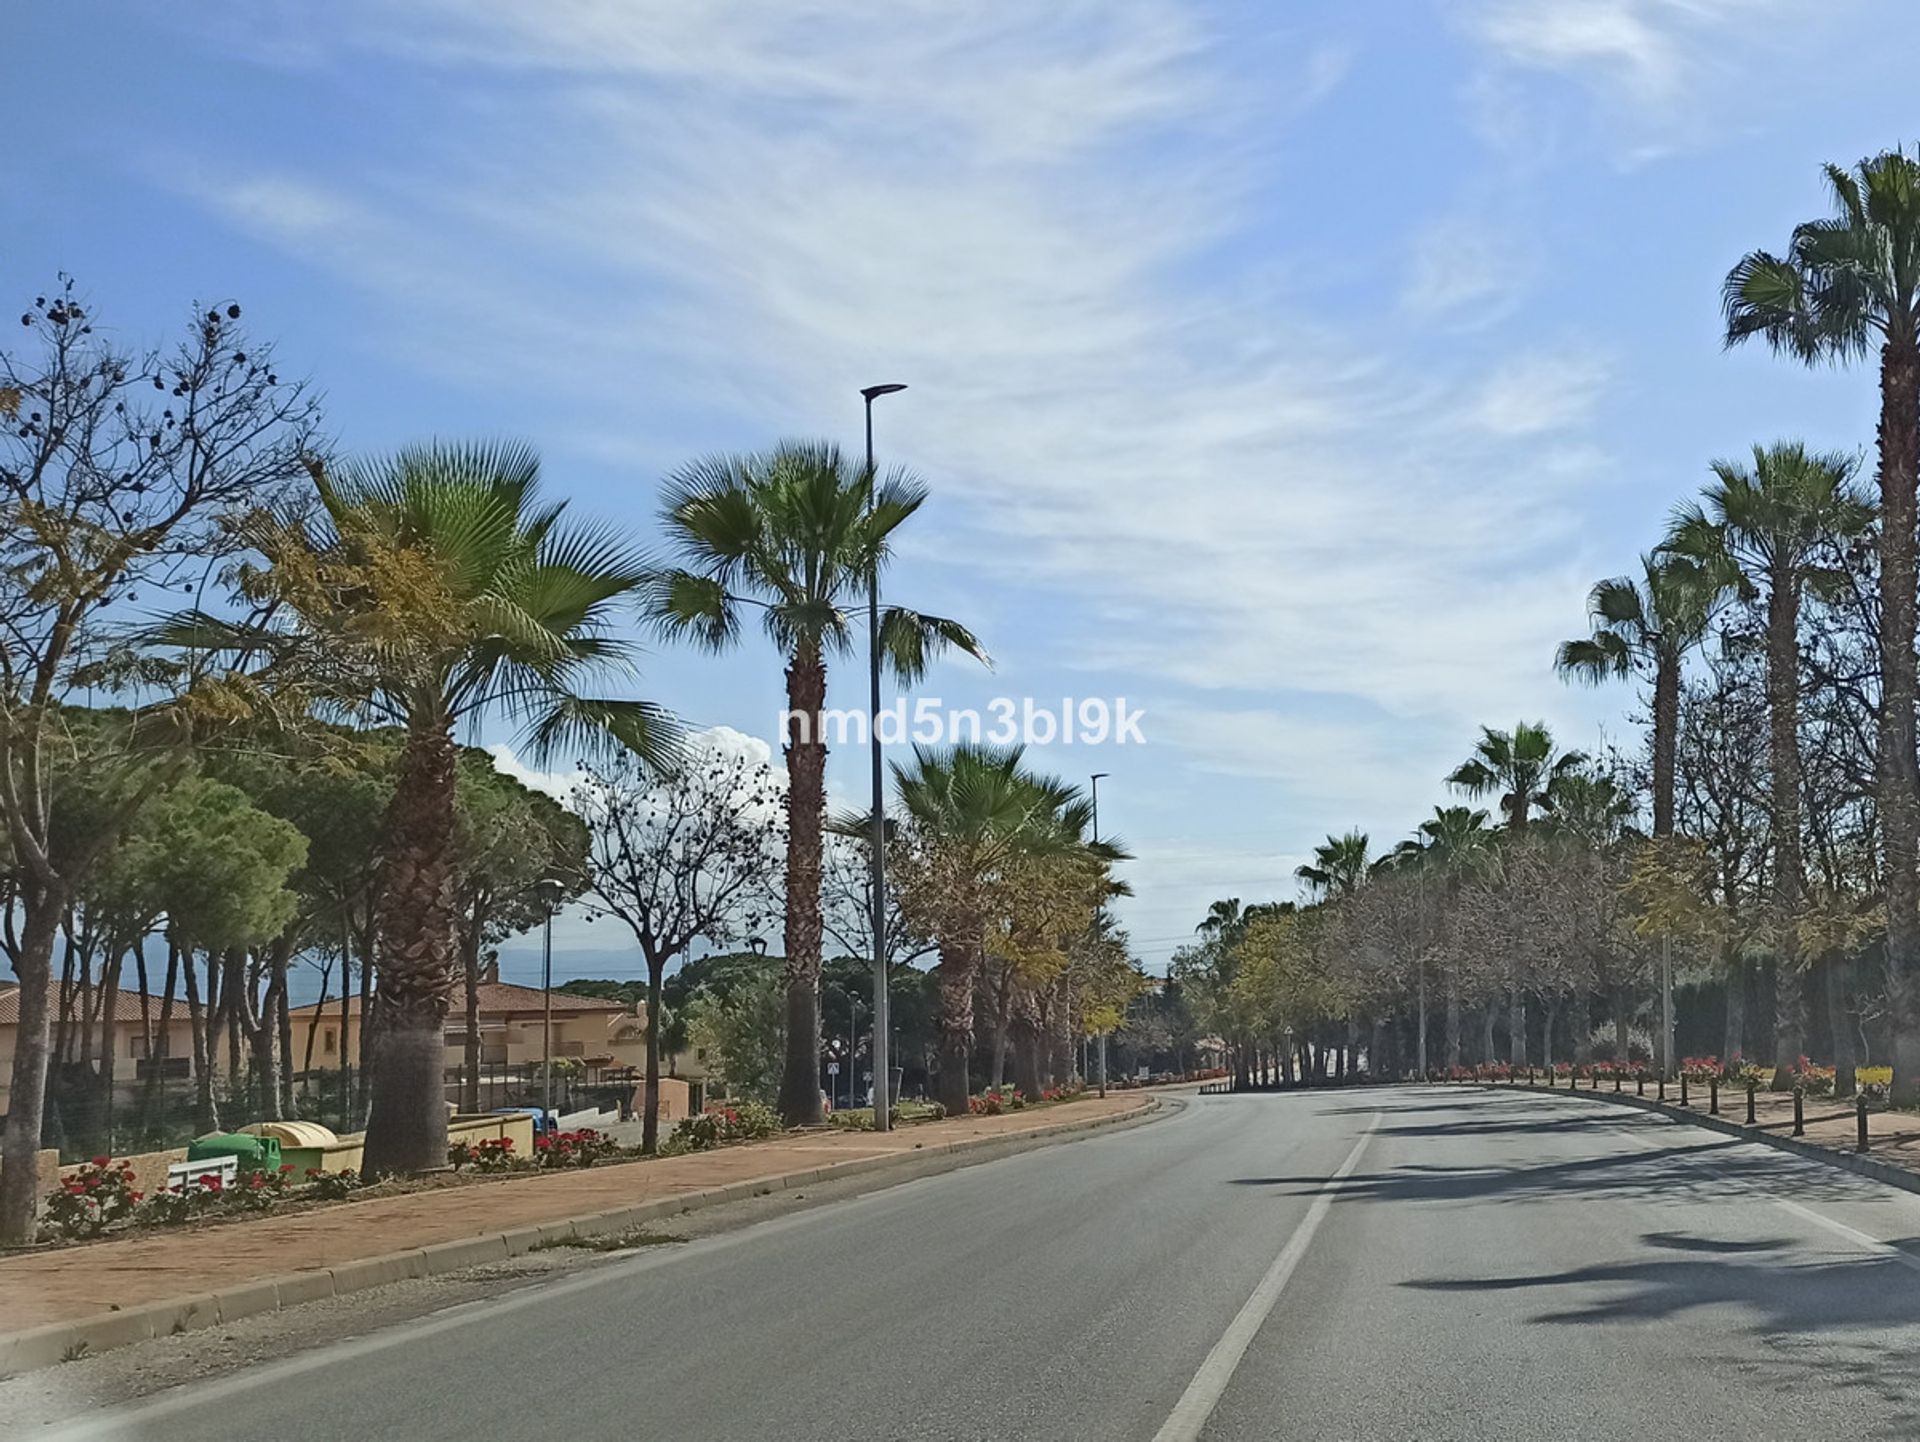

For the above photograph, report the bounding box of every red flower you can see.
[278,1163,295,1173]
[89,1155,110,1168]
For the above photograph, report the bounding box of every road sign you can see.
[827,1062,841,1076]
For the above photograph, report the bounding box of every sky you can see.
[6,0,1919,984]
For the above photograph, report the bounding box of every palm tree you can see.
[644,441,985,1125]
[891,744,1120,1113]
[1450,726,1576,1066]
[1556,555,1713,840]
[1664,442,1870,1086]
[172,442,674,1175]
[1448,723,1585,833]
[1296,831,1371,899]
[1196,898,1245,942]
[1725,149,1920,1101]
[1393,806,1491,1070]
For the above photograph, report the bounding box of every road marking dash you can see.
[1152,1112,1380,1442]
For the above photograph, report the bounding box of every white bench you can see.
[166,1155,238,1193]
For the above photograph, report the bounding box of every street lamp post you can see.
[1091,772,1110,1100]
[537,877,566,1123]
[862,382,906,1130]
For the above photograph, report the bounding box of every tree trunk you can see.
[1543,997,1558,1070]
[140,943,180,1137]
[1766,568,1805,1088]
[1614,986,1632,1065]
[1012,1014,1044,1102]
[778,643,828,1127]
[987,964,1012,1090]
[642,952,667,1155]
[1571,988,1591,1065]
[182,946,220,1135]
[1480,1003,1496,1064]
[1445,966,1461,1068]
[1879,337,1920,1106]
[1724,954,1746,1063]
[1509,988,1527,1067]
[0,894,63,1245]
[275,947,295,1120]
[936,936,978,1116]
[1828,955,1857,1100]
[1652,649,1681,840]
[1416,960,1429,1076]
[96,949,124,1153]
[361,712,459,1177]
[461,902,485,1114]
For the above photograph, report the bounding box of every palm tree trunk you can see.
[935,936,978,1115]
[1445,965,1461,1069]
[1571,988,1591,1065]
[778,644,828,1127]
[1508,988,1526,1067]
[1480,1004,1496,1065]
[361,712,459,1177]
[1767,573,1805,1088]
[1652,649,1681,839]
[1880,337,1920,1105]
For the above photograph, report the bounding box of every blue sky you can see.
[8,0,1918,982]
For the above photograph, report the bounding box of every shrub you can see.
[534,1129,621,1169]
[305,1167,362,1200]
[43,1157,142,1238]
[477,1138,521,1172]
[1681,1055,1726,1082]
[227,1164,297,1213]
[1787,1056,1833,1095]
[968,1088,1027,1115]
[828,1108,877,1131]
[668,1102,782,1152]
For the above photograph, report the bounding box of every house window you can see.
[323,1028,338,1056]
[127,1034,149,1060]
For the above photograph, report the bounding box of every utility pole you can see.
[1092,772,1110,1099]
[862,382,906,1130]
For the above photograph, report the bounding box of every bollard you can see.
[1709,1077,1719,1115]
[1637,1073,1645,1096]
[1614,1070,1622,1093]
[1858,1092,1871,1153]
[1680,1073,1690,1107]
[1746,1081,1756,1126]
[1792,1087,1804,1137]
[1658,1074,1666,1101]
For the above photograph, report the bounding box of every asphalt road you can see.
[26,1086,1920,1441]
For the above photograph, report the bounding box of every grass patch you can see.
[531,1229,681,1253]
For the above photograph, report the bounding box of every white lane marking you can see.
[1152,1112,1380,1442]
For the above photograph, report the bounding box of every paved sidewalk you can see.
[0,1093,1151,1337]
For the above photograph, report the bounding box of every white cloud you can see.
[1463,0,1773,102]
[1403,216,1531,323]
[1467,351,1610,437]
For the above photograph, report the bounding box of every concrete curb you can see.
[1460,1079,1920,1198]
[0,1095,1161,1380]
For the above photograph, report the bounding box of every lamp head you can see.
[860,383,908,401]
[536,877,566,910]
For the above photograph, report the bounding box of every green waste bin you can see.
[187,1132,282,1173]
